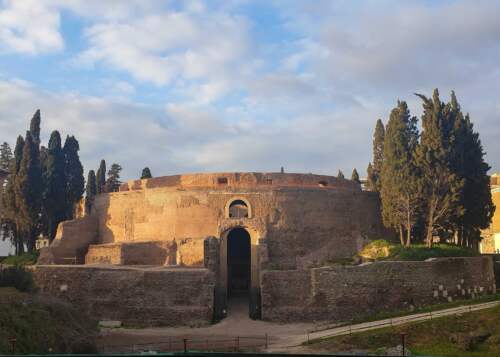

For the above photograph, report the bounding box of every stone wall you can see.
[32,265,215,327]
[38,216,98,264]
[261,257,496,322]
[120,172,360,192]
[85,240,198,266]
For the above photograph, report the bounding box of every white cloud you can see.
[74,7,251,99]
[0,0,63,54]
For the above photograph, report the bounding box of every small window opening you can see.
[229,200,249,218]
[265,178,273,185]
[318,181,328,187]
[218,177,228,185]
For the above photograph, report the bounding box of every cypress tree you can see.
[15,131,42,252]
[337,170,345,179]
[366,162,375,190]
[29,109,41,147]
[43,131,67,240]
[370,119,385,191]
[63,135,85,219]
[448,92,494,249]
[415,89,464,247]
[106,163,122,192]
[141,167,152,179]
[0,142,12,171]
[1,136,25,254]
[85,170,97,214]
[351,168,360,184]
[380,101,420,246]
[96,160,106,194]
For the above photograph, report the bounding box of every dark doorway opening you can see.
[227,228,251,297]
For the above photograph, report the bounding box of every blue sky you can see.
[1,0,499,185]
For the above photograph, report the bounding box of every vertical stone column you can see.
[204,236,225,321]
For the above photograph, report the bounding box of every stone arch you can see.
[225,197,252,219]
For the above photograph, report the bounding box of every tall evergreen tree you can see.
[366,162,375,190]
[15,131,42,252]
[96,160,106,194]
[0,142,12,171]
[415,89,464,247]
[448,92,494,249]
[369,119,385,191]
[380,101,420,246]
[1,136,25,254]
[42,131,67,240]
[29,109,41,147]
[337,170,345,179]
[85,170,97,214]
[106,163,122,192]
[63,136,85,219]
[141,167,152,179]
[351,168,360,183]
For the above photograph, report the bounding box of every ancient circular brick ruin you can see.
[35,172,495,326]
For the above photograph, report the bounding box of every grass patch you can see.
[2,252,39,266]
[359,240,478,262]
[0,287,98,354]
[306,304,500,356]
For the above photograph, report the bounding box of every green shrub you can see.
[3,252,38,266]
[359,239,397,260]
[0,266,36,292]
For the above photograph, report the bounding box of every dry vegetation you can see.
[0,284,98,354]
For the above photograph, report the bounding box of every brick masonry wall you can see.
[32,265,215,327]
[261,257,496,322]
[87,185,386,269]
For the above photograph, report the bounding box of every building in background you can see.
[480,174,500,253]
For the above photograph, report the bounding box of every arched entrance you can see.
[215,226,261,320]
[227,228,251,296]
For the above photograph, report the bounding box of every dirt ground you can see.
[97,294,314,353]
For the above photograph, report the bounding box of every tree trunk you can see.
[399,225,404,246]
[426,201,436,248]
[405,198,412,247]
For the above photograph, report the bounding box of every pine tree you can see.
[415,89,464,247]
[96,160,106,194]
[15,131,42,252]
[370,119,385,191]
[141,167,152,179]
[351,168,360,183]
[337,170,345,179]
[1,136,25,254]
[380,101,420,246]
[106,163,122,192]
[85,170,97,214]
[63,136,85,219]
[42,131,67,240]
[29,109,41,147]
[0,142,12,171]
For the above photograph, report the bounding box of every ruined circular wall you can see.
[91,172,385,270]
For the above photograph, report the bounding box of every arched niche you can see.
[224,197,252,219]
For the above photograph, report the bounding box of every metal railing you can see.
[100,334,269,353]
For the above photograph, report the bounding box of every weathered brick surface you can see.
[32,265,215,327]
[261,257,496,323]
